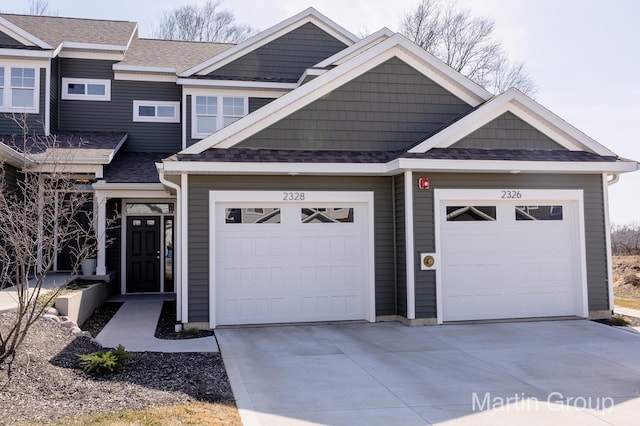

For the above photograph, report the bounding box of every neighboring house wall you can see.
[237,57,474,151]
[411,173,608,318]
[59,58,182,152]
[187,175,396,322]
[451,112,567,150]
[207,23,348,82]
[0,68,47,135]
[185,95,278,147]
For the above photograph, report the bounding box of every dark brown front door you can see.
[126,216,161,293]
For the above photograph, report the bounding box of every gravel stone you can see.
[0,310,234,425]
[45,307,59,316]
[41,314,60,323]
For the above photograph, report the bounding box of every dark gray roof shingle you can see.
[103,152,166,183]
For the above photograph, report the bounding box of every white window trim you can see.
[191,93,248,139]
[61,77,111,101]
[0,62,40,113]
[133,100,180,123]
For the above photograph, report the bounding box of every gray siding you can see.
[50,57,59,132]
[208,23,347,82]
[394,174,407,317]
[452,112,566,150]
[187,175,395,323]
[411,173,608,318]
[249,97,276,113]
[59,59,182,152]
[1,163,21,194]
[0,31,24,46]
[0,68,47,135]
[238,57,473,151]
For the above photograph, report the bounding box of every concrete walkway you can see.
[218,320,640,426]
[614,306,640,318]
[95,296,218,353]
[0,273,72,313]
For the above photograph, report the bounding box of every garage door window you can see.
[301,207,354,223]
[446,206,496,221]
[515,205,563,221]
[225,208,281,224]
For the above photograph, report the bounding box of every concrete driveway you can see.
[217,320,640,425]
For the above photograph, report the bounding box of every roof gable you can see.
[181,34,492,154]
[0,15,52,49]
[180,7,358,77]
[409,88,616,156]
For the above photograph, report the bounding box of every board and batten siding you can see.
[185,95,277,148]
[0,68,47,135]
[237,57,474,151]
[187,175,396,323]
[59,58,182,153]
[207,23,347,82]
[452,112,566,150]
[411,173,608,319]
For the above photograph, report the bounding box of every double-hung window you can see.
[62,78,111,101]
[0,65,38,112]
[193,95,246,138]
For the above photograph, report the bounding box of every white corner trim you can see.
[0,16,53,48]
[181,7,358,77]
[181,35,490,155]
[602,173,615,311]
[409,88,617,157]
[404,171,416,319]
[180,174,189,324]
[44,60,51,135]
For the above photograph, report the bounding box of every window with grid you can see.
[193,95,246,138]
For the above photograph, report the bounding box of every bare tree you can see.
[0,114,116,365]
[26,0,57,16]
[153,0,256,43]
[401,0,537,95]
[612,222,640,256]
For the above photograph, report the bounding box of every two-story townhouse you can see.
[0,8,637,329]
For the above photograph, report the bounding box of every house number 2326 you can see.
[283,192,305,201]
[501,190,522,199]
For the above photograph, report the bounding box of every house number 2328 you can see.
[283,192,305,201]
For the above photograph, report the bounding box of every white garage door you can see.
[211,192,372,326]
[439,190,586,322]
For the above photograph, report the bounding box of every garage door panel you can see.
[215,201,368,326]
[441,198,582,321]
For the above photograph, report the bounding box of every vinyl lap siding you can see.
[0,32,24,46]
[238,57,473,151]
[412,173,608,319]
[187,175,395,323]
[452,112,566,150]
[207,23,347,82]
[50,57,59,132]
[394,174,407,317]
[59,59,182,152]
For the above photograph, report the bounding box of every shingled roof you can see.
[103,152,166,183]
[0,14,137,48]
[117,38,233,74]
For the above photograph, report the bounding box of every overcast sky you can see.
[4,0,639,224]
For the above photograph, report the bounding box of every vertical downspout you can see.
[157,164,182,322]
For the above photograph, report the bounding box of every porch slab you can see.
[95,296,218,353]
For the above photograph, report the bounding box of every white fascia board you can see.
[393,158,640,174]
[177,78,297,90]
[113,64,176,73]
[93,182,166,191]
[59,41,128,52]
[409,88,617,156]
[0,143,32,168]
[181,35,489,155]
[180,8,358,77]
[34,163,103,177]
[296,68,326,84]
[161,160,388,175]
[58,50,125,61]
[0,17,52,48]
[114,72,177,83]
[0,49,53,59]
[183,86,289,99]
[314,27,395,68]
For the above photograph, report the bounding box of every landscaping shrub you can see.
[78,344,132,374]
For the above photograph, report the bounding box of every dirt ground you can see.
[613,255,640,299]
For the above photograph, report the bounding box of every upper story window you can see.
[133,100,180,123]
[0,65,39,112]
[192,95,247,139]
[62,78,111,101]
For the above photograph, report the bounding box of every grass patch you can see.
[44,402,241,426]
[615,297,640,311]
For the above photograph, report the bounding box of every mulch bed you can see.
[594,314,640,328]
[0,307,234,425]
[155,300,216,340]
[79,301,122,337]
